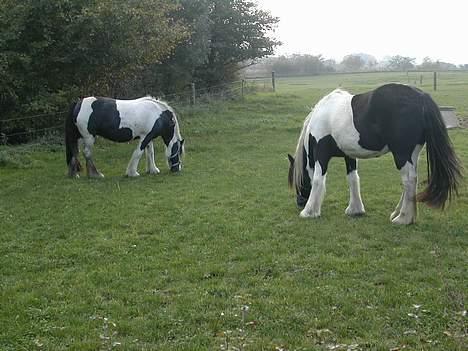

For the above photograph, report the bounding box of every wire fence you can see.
[8,70,458,145]
[0,78,272,145]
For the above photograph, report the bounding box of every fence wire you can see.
[0,79,269,145]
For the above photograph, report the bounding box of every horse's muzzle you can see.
[296,194,308,209]
[170,165,181,173]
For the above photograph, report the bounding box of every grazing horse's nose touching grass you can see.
[170,165,181,173]
[296,194,307,209]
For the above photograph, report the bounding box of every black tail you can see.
[65,100,82,175]
[417,94,463,208]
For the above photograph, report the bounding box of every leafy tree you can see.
[0,0,187,116]
[147,0,213,94]
[418,57,457,71]
[341,55,365,72]
[386,55,415,71]
[268,54,333,76]
[148,0,280,93]
[197,0,280,86]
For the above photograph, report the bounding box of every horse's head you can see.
[167,138,184,172]
[288,153,310,209]
[159,108,185,173]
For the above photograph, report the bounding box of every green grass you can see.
[0,72,467,350]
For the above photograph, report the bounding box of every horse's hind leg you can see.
[126,141,145,177]
[83,136,104,178]
[344,157,365,216]
[68,141,82,178]
[145,141,160,175]
[391,145,423,225]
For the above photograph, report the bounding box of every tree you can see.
[198,0,280,86]
[341,55,365,72]
[0,0,188,116]
[386,55,415,71]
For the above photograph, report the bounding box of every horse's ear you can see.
[288,154,295,165]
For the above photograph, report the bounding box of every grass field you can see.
[0,72,467,350]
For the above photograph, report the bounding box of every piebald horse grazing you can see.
[65,96,184,178]
[288,83,462,224]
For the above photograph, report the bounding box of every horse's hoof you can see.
[300,210,320,218]
[345,206,366,217]
[126,172,140,177]
[147,168,160,175]
[89,172,104,178]
[391,214,415,225]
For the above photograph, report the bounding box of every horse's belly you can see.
[98,127,134,143]
[343,144,389,159]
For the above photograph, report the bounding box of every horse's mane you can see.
[291,111,313,192]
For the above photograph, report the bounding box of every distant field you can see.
[0,72,467,350]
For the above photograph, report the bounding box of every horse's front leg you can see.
[83,136,104,178]
[126,141,145,177]
[145,141,160,175]
[300,161,327,218]
[344,157,365,216]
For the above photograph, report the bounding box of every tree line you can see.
[245,54,468,77]
[0,0,279,121]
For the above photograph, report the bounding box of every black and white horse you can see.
[65,96,184,178]
[288,83,462,224]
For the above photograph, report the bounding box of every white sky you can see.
[256,0,467,65]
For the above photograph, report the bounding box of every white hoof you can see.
[126,171,140,177]
[300,209,320,218]
[391,213,415,225]
[89,172,104,179]
[147,167,160,175]
[345,205,366,217]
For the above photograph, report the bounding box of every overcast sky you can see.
[256,0,467,65]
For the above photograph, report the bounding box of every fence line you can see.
[1,110,67,123]
[0,79,261,144]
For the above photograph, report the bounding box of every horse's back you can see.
[308,84,427,160]
[351,84,426,157]
[75,96,162,142]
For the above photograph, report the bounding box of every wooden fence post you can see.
[420,74,423,86]
[433,72,437,91]
[241,79,245,99]
[271,71,276,92]
[190,83,196,106]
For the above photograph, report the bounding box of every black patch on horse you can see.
[88,98,133,142]
[344,156,357,175]
[139,110,175,151]
[351,84,426,169]
[310,134,345,175]
[296,145,311,208]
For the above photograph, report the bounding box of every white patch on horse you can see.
[307,89,388,159]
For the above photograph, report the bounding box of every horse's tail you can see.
[65,100,82,174]
[416,93,463,208]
